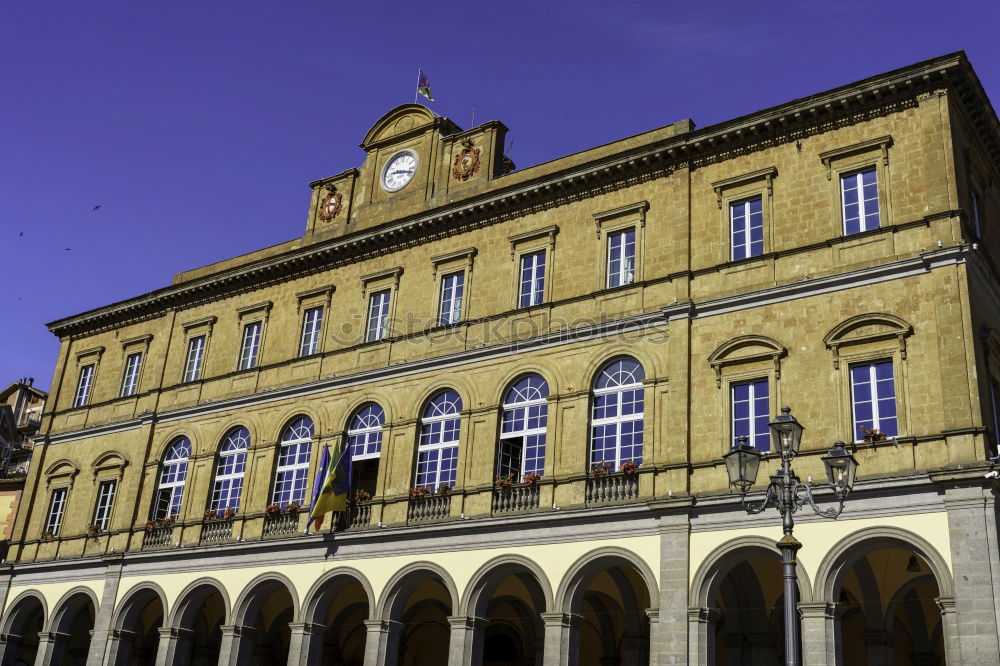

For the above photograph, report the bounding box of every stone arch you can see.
[707,334,787,387]
[231,572,301,626]
[556,546,659,614]
[823,312,912,369]
[0,591,46,666]
[152,433,195,462]
[494,363,562,405]
[90,450,129,473]
[578,348,659,393]
[112,583,168,631]
[690,535,814,606]
[462,553,554,618]
[42,459,80,486]
[210,421,257,453]
[413,381,474,420]
[46,586,99,633]
[813,525,953,602]
[167,578,231,628]
[0,589,47,635]
[338,394,395,431]
[376,561,459,621]
[360,104,441,150]
[300,567,375,625]
[271,409,321,444]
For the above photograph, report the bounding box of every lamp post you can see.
[722,407,859,666]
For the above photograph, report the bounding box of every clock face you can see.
[382,150,418,192]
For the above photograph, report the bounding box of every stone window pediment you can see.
[823,313,912,369]
[44,459,80,488]
[708,335,786,387]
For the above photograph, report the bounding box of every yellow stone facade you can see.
[1,51,999,666]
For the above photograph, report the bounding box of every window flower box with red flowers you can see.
[861,427,886,443]
[494,474,517,491]
[619,460,638,475]
[522,472,542,486]
[589,461,612,478]
[408,486,432,499]
[86,524,102,537]
[41,531,54,541]
[353,489,372,504]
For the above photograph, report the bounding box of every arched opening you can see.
[398,579,451,666]
[564,554,654,666]
[49,592,96,666]
[237,579,294,666]
[712,553,787,665]
[834,547,945,665]
[1,594,44,665]
[477,570,546,666]
[171,583,226,665]
[304,573,371,666]
[111,587,164,665]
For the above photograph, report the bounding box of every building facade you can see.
[0,378,47,559]
[1,51,999,665]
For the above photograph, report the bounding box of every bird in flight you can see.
[64,247,71,251]
[92,205,102,212]
[19,232,23,237]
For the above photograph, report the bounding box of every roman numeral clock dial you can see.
[381,150,418,192]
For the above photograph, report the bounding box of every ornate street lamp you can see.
[723,406,860,666]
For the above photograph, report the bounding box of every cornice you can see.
[46,53,990,339]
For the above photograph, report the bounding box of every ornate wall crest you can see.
[318,186,343,222]
[452,140,481,182]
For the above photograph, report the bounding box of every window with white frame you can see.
[730,197,764,260]
[850,360,898,441]
[498,375,548,481]
[438,272,465,326]
[841,167,880,235]
[209,427,249,516]
[238,321,262,370]
[44,487,68,536]
[92,479,117,531]
[272,416,314,507]
[731,379,770,450]
[416,390,462,490]
[120,352,143,397]
[590,357,645,468]
[74,364,94,408]
[299,307,324,357]
[184,336,206,382]
[366,289,391,342]
[153,437,191,520]
[606,229,636,288]
[972,190,983,239]
[519,251,546,308]
[348,404,384,461]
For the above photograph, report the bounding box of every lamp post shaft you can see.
[779,452,802,666]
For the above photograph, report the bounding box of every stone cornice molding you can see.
[46,54,990,339]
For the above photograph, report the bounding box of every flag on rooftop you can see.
[417,68,435,102]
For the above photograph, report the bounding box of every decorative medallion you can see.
[452,139,481,182]
[318,186,343,222]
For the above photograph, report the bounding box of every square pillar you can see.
[447,616,488,666]
[85,555,125,666]
[650,505,691,665]
[287,622,325,665]
[540,612,583,666]
[935,596,959,665]
[104,628,137,666]
[798,601,838,666]
[217,625,255,666]
[686,606,720,666]
[363,619,403,666]
[35,631,70,666]
[154,626,193,666]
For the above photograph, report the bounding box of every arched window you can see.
[498,375,549,480]
[416,390,462,490]
[153,437,191,519]
[271,416,314,507]
[590,358,645,468]
[348,404,384,460]
[209,427,249,516]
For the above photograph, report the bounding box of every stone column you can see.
[944,484,1000,663]
[651,507,690,665]
[217,625,255,666]
[799,601,838,666]
[287,622,325,665]
[686,606,720,666]
[154,626,193,666]
[447,616,488,666]
[363,619,403,666]
[0,633,23,666]
[862,630,893,666]
[540,612,583,666]
[620,632,648,666]
[104,628,137,665]
[85,554,125,666]
[35,631,70,666]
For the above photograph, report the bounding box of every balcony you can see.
[407,494,451,523]
[200,518,234,544]
[263,511,300,537]
[586,472,639,504]
[492,483,540,514]
[142,524,174,549]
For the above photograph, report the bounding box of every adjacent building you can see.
[0,379,47,559]
[1,51,999,665]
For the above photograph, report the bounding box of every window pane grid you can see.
[519,251,546,307]
[45,488,67,535]
[348,404,385,460]
[731,379,770,450]
[92,480,117,530]
[155,438,191,519]
[417,390,462,489]
[606,229,636,288]
[210,428,249,514]
[272,417,314,506]
[238,322,261,370]
[731,197,764,260]
[366,290,391,342]
[499,375,550,479]
[299,307,324,357]
[841,168,880,235]
[184,336,205,382]
[75,365,94,407]
[851,360,898,440]
[590,359,645,468]
[438,272,465,326]
[120,352,143,397]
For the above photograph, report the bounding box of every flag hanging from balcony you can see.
[417,68,435,102]
[309,443,351,530]
[309,444,332,516]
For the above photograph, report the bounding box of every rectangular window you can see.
[972,190,982,238]
[366,289,391,342]
[183,336,205,382]
[731,379,770,450]
[851,360,898,440]
[120,352,143,397]
[730,197,764,260]
[841,168,880,235]
[606,228,636,288]
[92,480,117,531]
[519,251,546,307]
[74,365,94,408]
[438,272,465,326]
[299,306,324,357]
[238,321,262,370]
[44,487,68,536]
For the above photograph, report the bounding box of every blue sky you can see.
[2,0,998,390]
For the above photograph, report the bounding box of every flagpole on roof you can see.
[415,68,419,104]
